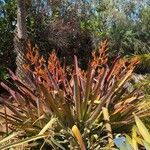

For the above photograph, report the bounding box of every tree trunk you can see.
[14,0,28,81]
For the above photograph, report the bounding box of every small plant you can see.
[0,40,149,149]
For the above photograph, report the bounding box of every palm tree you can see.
[14,0,28,80]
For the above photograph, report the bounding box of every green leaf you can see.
[73,56,81,121]
[38,118,57,135]
[132,126,138,150]
[0,132,20,145]
[119,140,133,150]
[50,137,66,150]
[134,114,150,144]
[0,134,47,150]
[143,140,150,150]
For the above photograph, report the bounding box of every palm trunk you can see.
[14,0,28,81]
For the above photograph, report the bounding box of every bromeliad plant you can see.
[0,40,149,149]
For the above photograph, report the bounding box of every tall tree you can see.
[14,0,28,80]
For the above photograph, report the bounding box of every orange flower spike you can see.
[22,64,30,72]
[32,48,39,64]
[98,41,109,65]
[39,56,46,64]
[26,51,31,60]
[27,51,35,62]
[34,67,45,77]
[26,40,33,55]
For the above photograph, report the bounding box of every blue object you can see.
[114,135,126,148]
[114,134,133,150]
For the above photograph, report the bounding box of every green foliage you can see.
[80,0,150,73]
[0,132,47,150]
[0,0,16,70]
[0,67,9,80]
[135,54,150,73]
[133,74,150,95]
[0,41,149,149]
[116,115,150,150]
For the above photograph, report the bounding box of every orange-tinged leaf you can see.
[72,125,86,150]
